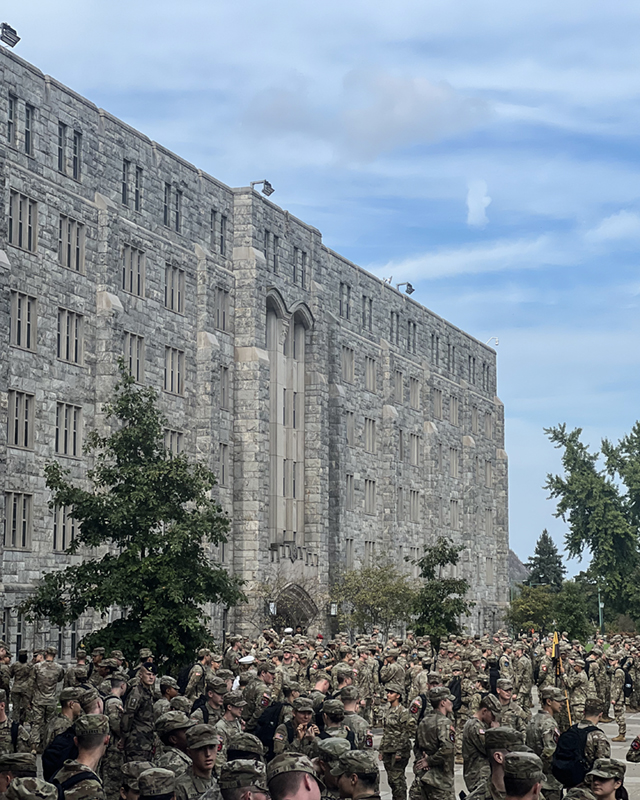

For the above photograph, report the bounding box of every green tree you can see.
[545,423,640,618]
[524,529,566,591]
[553,581,593,641]
[331,564,417,638]
[505,585,555,634]
[21,364,244,668]
[412,538,474,651]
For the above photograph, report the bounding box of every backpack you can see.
[43,726,79,782]
[177,662,196,695]
[190,695,209,724]
[319,728,356,749]
[624,669,634,698]
[551,724,598,787]
[53,770,97,799]
[9,721,18,751]
[409,693,429,725]
[448,677,462,713]
[253,701,285,751]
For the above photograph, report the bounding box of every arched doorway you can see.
[273,583,319,632]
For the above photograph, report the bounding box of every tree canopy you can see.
[524,529,566,591]
[506,581,592,640]
[21,364,244,668]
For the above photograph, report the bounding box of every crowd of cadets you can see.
[0,627,639,799]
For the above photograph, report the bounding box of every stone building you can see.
[0,47,509,653]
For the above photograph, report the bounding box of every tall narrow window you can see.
[7,390,34,449]
[394,370,403,403]
[346,539,354,568]
[57,122,67,172]
[124,332,145,383]
[10,292,36,351]
[410,433,420,466]
[433,389,443,419]
[7,93,16,145]
[175,189,182,232]
[450,396,459,426]
[211,210,218,250]
[397,487,404,521]
[72,131,82,180]
[134,167,143,211]
[485,460,493,488]
[122,160,130,205]
[271,232,278,271]
[220,215,227,256]
[472,407,479,434]
[219,443,229,486]
[163,183,171,226]
[407,321,417,354]
[164,347,185,395]
[399,429,405,462]
[346,474,354,511]
[53,505,76,552]
[220,366,230,409]
[484,412,493,439]
[341,346,354,383]
[345,411,355,446]
[122,245,145,296]
[450,499,460,530]
[410,490,420,522]
[57,308,83,364]
[339,283,351,319]
[8,191,37,252]
[410,378,420,409]
[215,287,229,332]
[364,480,376,515]
[58,215,85,273]
[364,418,376,453]
[449,447,459,479]
[24,104,33,155]
[164,429,184,455]
[3,493,32,549]
[365,357,376,392]
[164,265,184,313]
[55,403,82,456]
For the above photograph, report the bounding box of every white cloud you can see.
[466,179,491,227]
[586,210,640,242]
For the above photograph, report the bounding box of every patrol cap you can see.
[223,690,247,708]
[138,767,175,797]
[496,678,513,691]
[75,714,109,736]
[91,647,106,656]
[219,759,268,791]
[479,694,502,716]
[504,752,545,782]
[257,661,277,674]
[110,649,124,660]
[323,698,345,719]
[170,696,192,714]
[292,696,314,713]
[540,686,565,703]
[0,690,6,704]
[429,686,455,706]
[155,711,195,736]
[340,685,359,701]
[217,669,234,682]
[159,675,179,689]
[586,758,626,781]
[121,761,155,791]
[211,653,224,662]
[197,648,211,659]
[564,787,597,800]
[574,659,586,668]
[100,658,119,670]
[45,646,57,656]
[59,687,83,703]
[5,778,57,800]
[0,753,37,776]
[315,738,351,763]
[330,750,379,777]
[385,683,404,696]
[186,723,220,749]
[75,649,86,658]
[267,754,322,786]
[206,677,229,694]
[139,648,154,659]
[386,648,400,657]
[227,732,265,757]
[484,727,524,752]
[78,687,101,712]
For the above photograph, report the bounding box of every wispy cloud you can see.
[466,179,491,227]
[586,210,640,242]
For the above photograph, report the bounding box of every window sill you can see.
[55,453,83,461]
[57,359,85,367]
[163,390,185,397]
[10,344,37,353]
[7,444,34,452]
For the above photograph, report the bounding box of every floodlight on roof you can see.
[0,23,20,48]
[396,282,415,295]
[250,180,275,197]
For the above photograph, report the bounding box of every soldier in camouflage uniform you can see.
[461,694,501,794]
[51,714,110,800]
[218,759,269,800]
[503,752,545,800]
[411,686,456,800]
[243,663,275,733]
[594,650,612,722]
[175,724,222,800]
[314,739,351,800]
[185,650,212,702]
[512,644,533,713]
[378,683,415,800]
[9,651,32,726]
[153,676,180,721]
[573,698,610,773]
[101,672,129,800]
[525,686,564,800]
[380,650,405,693]
[213,692,245,774]
[30,647,64,753]
[354,648,377,724]
[0,690,30,755]
[0,753,39,796]
[330,750,381,800]
[563,659,589,724]
[464,726,523,800]
[340,687,373,750]
[608,652,626,742]
[191,677,227,726]
[121,662,156,761]
[64,650,89,689]
[87,648,106,689]
[222,637,242,677]
[498,644,513,681]
[138,767,176,800]
[5,776,58,799]
[155,711,195,778]
[537,644,555,691]
[41,687,82,751]
[494,678,528,733]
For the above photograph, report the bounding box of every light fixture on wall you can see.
[396,282,415,295]
[0,23,20,47]
[250,180,275,197]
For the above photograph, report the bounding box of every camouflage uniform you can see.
[563,666,588,723]
[610,662,626,738]
[343,710,372,750]
[513,654,533,712]
[461,717,489,793]
[101,694,125,800]
[498,652,513,681]
[185,662,209,701]
[30,658,64,752]
[412,710,455,800]
[380,698,416,800]
[273,720,317,757]
[537,655,555,690]
[155,745,193,778]
[576,719,610,768]
[4,776,58,799]
[9,659,32,725]
[525,710,563,800]
[0,715,30,754]
[498,700,528,734]
[52,760,106,800]
[42,713,74,752]
[175,769,221,800]
[243,676,273,732]
[121,682,155,760]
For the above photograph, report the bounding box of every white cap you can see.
[239,655,255,664]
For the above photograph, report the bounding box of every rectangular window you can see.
[163,183,171,226]
[361,295,373,330]
[346,411,355,446]
[212,210,219,250]
[57,309,83,364]
[390,311,400,345]
[449,447,459,478]
[365,356,376,392]
[122,245,145,296]
[58,215,85,273]
[433,388,442,419]
[7,390,34,449]
[407,320,417,354]
[271,232,278,272]
[410,377,420,410]
[399,429,405,462]
[53,505,76,552]
[122,160,130,205]
[341,346,354,383]
[485,460,493,488]
[4,493,32,549]
[72,131,82,180]
[450,499,460,530]
[164,347,185,395]
[164,265,185,313]
[8,190,37,252]
[410,433,420,466]
[468,355,476,384]
[339,282,351,319]
[219,443,229,486]
[485,412,493,439]
[55,403,82,457]
[346,474,354,511]
[57,122,67,172]
[7,93,16,145]
[24,104,33,155]
[215,287,229,332]
[394,370,403,403]
[282,388,287,425]
[293,247,307,287]
[220,366,230,410]
[364,539,375,564]
[410,490,420,522]
[471,407,479,434]
[220,215,227,256]
[346,539,354,569]
[397,486,404,521]
[450,396,459,426]
[292,392,297,429]
[364,418,376,454]
[485,508,493,536]
[486,556,494,585]
[124,332,145,383]
[437,443,443,472]
[164,428,184,455]
[134,167,143,211]
[364,481,376,515]
[431,334,440,366]
[175,189,182,232]
[10,292,36,351]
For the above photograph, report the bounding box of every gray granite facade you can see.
[0,47,508,653]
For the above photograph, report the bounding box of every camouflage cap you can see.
[386,648,400,657]
[0,690,6,704]
[330,750,379,777]
[224,690,247,708]
[484,727,524,752]
[75,713,109,736]
[540,686,565,703]
[219,759,268,791]
[121,761,155,791]
[45,646,57,656]
[565,787,597,800]
[258,661,277,674]
[159,675,179,689]
[110,650,124,660]
[197,648,211,659]
[186,723,220,749]
[78,687,101,711]
[91,647,105,656]
[323,698,345,719]
[100,658,119,670]
[0,753,37,776]
[496,678,513,691]
[574,659,585,668]
[59,687,83,703]
[210,653,224,662]
[216,669,234,682]
[479,694,502,716]
[227,732,265,757]
[267,753,322,786]
[315,738,351,763]
[155,711,195,736]
[5,778,57,800]
[138,767,175,797]
[504,752,545,781]
[385,683,404,696]
[586,758,626,781]
[340,685,359,701]
[75,649,86,658]
[292,696,314,713]
[139,648,154,659]
[429,686,455,705]
[206,677,229,694]
[170,696,192,714]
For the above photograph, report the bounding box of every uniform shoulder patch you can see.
[479,729,485,735]
[274,733,284,740]
[449,727,456,743]
[632,737,640,751]
[553,729,560,743]
[260,693,271,708]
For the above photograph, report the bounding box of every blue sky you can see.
[10,0,640,571]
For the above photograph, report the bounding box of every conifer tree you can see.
[524,529,566,591]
